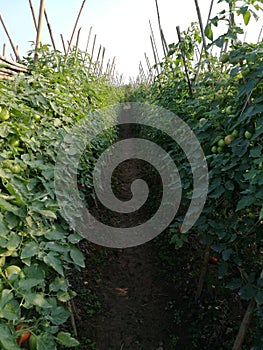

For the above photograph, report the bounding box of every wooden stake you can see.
[28,0,38,30]
[155,0,168,56]
[176,26,193,97]
[65,0,86,62]
[194,0,211,71]
[0,13,20,61]
[95,44,102,73]
[60,34,66,55]
[34,0,46,65]
[75,27,82,52]
[83,26,92,63]
[194,0,214,82]
[232,299,256,350]
[196,245,211,299]
[99,47,105,76]
[2,43,6,57]
[44,9,56,50]
[149,20,160,63]
[150,35,160,75]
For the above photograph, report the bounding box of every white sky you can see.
[0,0,262,81]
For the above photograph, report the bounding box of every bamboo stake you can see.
[109,56,115,76]
[150,35,160,75]
[149,20,160,63]
[105,58,110,76]
[99,47,105,76]
[90,35,97,62]
[83,26,92,63]
[95,44,102,73]
[257,25,263,43]
[0,55,28,70]
[75,27,82,52]
[194,0,214,82]
[34,0,46,65]
[65,0,86,61]
[194,0,211,71]
[28,0,38,30]
[60,34,66,55]
[155,0,168,56]
[2,43,6,57]
[232,299,256,350]
[44,9,56,50]
[88,34,97,72]
[0,13,20,61]
[196,245,211,299]
[176,26,193,98]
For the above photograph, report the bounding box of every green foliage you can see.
[131,2,263,346]
[0,46,123,348]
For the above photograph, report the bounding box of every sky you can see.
[0,0,262,81]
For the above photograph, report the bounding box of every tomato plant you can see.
[0,46,124,349]
[130,1,263,347]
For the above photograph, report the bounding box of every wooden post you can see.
[29,0,38,30]
[60,34,66,55]
[34,0,46,65]
[83,26,92,63]
[65,0,86,62]
[194,0,214,82]
[95,44,102,74]
[0,13,20,61]
[196,245,211,299]
[155,0,168,56]
[99,47,105,76]
[150,35,160,75]
[44,9,56,50]
[149,20,160,63]
[75,27,82,52]
[232,299,256,350]
[194,0,211,71]
[176,26,193,98]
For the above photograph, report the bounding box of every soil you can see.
[64,107,255,350]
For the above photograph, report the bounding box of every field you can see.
[0,0,262,349]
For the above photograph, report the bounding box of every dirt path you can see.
[68,109,175,349]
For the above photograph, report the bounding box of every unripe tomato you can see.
[245,130,252,139]
[224,134,234,145]
[220,53,229,63]
[232,129,239,138]
[28,334,37,350]
[0,108,10,121]
[218,139,225,147]
[211,146,217,153]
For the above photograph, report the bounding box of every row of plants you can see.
[130,0,262,348]
[0,46,123,349]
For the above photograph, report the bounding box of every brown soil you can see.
[64,107,256,350]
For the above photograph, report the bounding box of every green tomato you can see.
[232,129,239,138]
[33,114,41,121]
[10,139,20,147]
[220,53,229,63]
[5,265,21,281]
[28,335,37,350]
[245,130,252,139]
[217,146,224,153]
[11,165,22,174]
[218,139,225,147]
[211,146,217,153]
[0,109,10,121]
